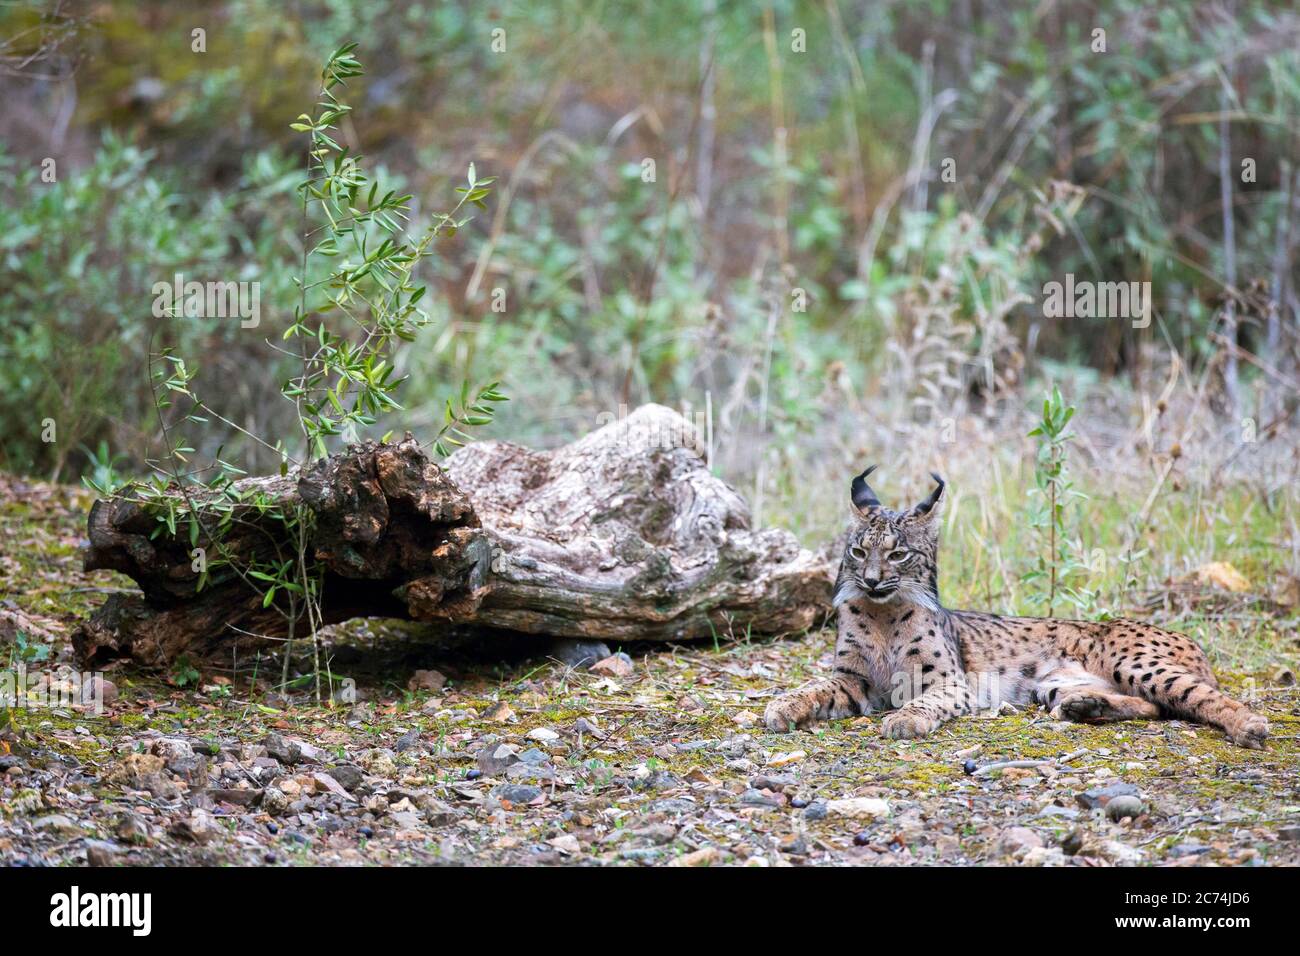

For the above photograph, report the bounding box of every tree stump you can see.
[73,405,833,667]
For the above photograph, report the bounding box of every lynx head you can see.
[834,465,945,610]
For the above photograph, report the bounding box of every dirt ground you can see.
[2,475,1298,867]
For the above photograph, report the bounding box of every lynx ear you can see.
[850,465,881,514]
[911,472,945,517]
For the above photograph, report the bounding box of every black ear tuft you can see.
[912,472,945,515]
[851,465,881,511]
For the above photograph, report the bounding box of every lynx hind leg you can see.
[1137,667,1269,749]
[1037,665,1158,724]
[765,674,870,732]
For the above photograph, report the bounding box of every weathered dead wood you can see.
[73,405,832,667]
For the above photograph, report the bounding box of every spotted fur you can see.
[764,469,1270,749]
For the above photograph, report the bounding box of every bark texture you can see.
[73,404,832,667]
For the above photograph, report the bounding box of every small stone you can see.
[632,824,677,845]
[548,834,581,855]
[388,810,424,830]
[767,750,806,767]
[465,769,483,780]
[668,846,719,867]
[116,815,150,845]
[1105,795,1145,822]
[750,774,795,792]
[263,733,302,765]
[804,800,829,821]
[826,797,890,820]
[492,784,543,806]
[852,832,872,847]
[648,798,698,816]
[526,727,560,742]
[738,788,781,808]
[477,743,521,775]
[549,639,611,669]
[327,764,364,792]
[262,787,291,816]
[359,826,374,838]
[80,676,118,708]
[355,748,398,777]
[1060,829,1085,856]
[1099,839,1145,864]
[1076,782,1139,810]
[483,701,515,722]
[84,840,121,867]
[310,771,356,802]
[1037,805,1081,821]
[962,759,978,775]
[1169,840,1211,858]
[573,717,602,737]
[407,669,447,692]
[732,710,759,729]
[790,797,809,810]
[1278,825,1300,843]
[31,814,82,836]
[394,730,420,754]
[169,811,216,844]
[778,833,808,855]
[998,826,1044,855]
[589,653,634,678]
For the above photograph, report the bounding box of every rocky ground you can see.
[2,475,1299,867]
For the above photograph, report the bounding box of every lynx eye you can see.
[887,549,909,563]
[848,545,867,561]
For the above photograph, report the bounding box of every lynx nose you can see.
[862,576,880,589]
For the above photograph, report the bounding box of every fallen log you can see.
[73,405,832,667]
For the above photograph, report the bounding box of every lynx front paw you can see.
[1227,713,1270,750]
[764,694,812,732]
[881,709,936,740]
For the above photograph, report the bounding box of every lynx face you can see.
[832,466,944,610]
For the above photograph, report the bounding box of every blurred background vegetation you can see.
[0,1,1296,607]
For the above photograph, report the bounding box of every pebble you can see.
[589,652,635,678]
[1278,825,1300,843]
[767,750,806,767]
[1060,829,1085,856]
[84,840,121,867]
[116,815,150,845]
[1037,805,1081,821]
[998,826,1044,855]
[1076,782,1139,810]
[804,800,829,821]
[738,788,781,808]
[476,743,521,775]
[826,797,890,820]
[492,784,543,805]
[1105,795,1145,822]
[32,814,82,836]
[326,764,364,792]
